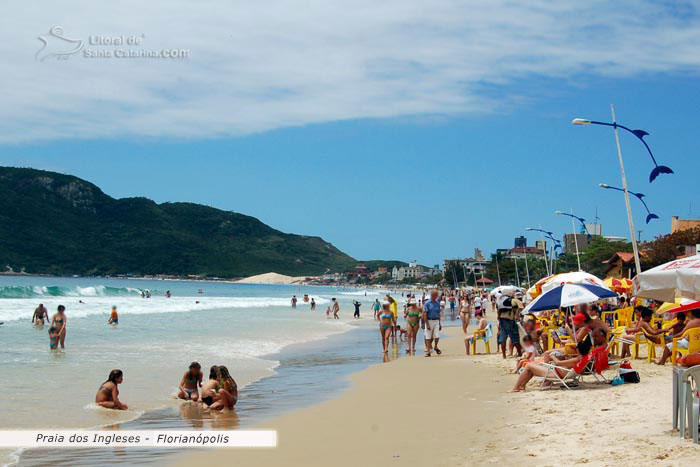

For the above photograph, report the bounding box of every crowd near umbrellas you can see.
[522,283,618,314]
[635,254,700,302]
[604,277,633,294]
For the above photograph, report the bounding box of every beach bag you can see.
[619,368,640,384]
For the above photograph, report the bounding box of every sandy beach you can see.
[180,316,699,467]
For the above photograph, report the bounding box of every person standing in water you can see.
[310,298,316,310]
[352,300,361,319]
[51,305,67,349]
[331,298,340,319]
[95,369,128,410]
[291,295,298,308]
[373,299,382,320]
[33,304,49,325]
[108,306,119,324]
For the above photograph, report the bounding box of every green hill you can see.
[0,167,357,277]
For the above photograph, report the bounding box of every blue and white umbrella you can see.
[521,283,617,314]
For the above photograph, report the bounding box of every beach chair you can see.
[470,322,493,354]
[539,355,591,390]
[671,328,700,366]
[683,366,700,443]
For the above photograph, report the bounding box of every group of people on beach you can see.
[32,303,67,349]
[95,363,239,411]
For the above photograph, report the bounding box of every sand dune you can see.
[236,272,310,285]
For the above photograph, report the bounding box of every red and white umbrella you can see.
[635,255,700,302]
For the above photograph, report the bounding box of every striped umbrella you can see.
[522,283,618,314]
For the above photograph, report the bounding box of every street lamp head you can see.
[599,183,610,189]
[572,118,592,126]
[555,210,563,215]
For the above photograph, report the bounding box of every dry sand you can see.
[179,318,699,467]
[236,272,310,285]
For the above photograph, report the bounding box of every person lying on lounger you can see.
[510,339,592,392]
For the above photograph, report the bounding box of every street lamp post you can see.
[525,227,559,277]
[555,210,587,271]
[573,105,671,276]
[599,183,659,224]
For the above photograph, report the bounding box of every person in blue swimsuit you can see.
[379,302,396,354]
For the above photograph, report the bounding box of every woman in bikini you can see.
[509,340,591,392]
[217,366,238,409]
[379,303,395,354]
[459,296,471,334]
[178,361,203,401]
[404,303,421,354]
[95,369,128,410]
[51,305,67,349]
[200,366,222,410]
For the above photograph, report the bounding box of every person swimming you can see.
[379,303,396,354]
[178,361,203,401]
[95,369,128,410]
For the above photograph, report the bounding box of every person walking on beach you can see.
[459,296,471,334]
[379,302,396,354]
[95,369,128,410]
[405,303,421,354]
[352,300,361,319]
[423,290,443,357]
[387,295,399,337]
[32,304,49,325]
[50,305,67,349]
[332,298,340,319]
[291,295,298,308]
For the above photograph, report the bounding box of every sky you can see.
[1,1,699,266]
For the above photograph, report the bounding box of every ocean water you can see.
[0,276,391,466]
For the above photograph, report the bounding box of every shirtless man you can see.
[32,304,49,325]
[620,307,666,358]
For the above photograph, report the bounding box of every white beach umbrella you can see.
[540,271,608,294]
[635,255,700,302]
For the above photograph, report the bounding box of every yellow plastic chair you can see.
[641,328,665,363]
[672,328,700,366]
[471,322,492,354]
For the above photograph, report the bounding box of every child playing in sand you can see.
[326,306,331,319]
[48,326,59,350]
[178,361,203,401]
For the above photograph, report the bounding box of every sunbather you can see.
[620,306,666,358]
[510,339,592,392]
[464,310,487,355]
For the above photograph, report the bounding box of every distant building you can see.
[347,263,370,279]
[505,247,542,259]
[535,240,547,252]
[602,252,636,278]
[443,258,489,278]
[514,236,527,248]
[392,264,426,281]
[672,216,700,233]
[377,267,388,275]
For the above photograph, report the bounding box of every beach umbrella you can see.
[522,283,618,314]
[492,285,522,296]
[536,271,609,296]
[604,277,633,293]
[664,301,700,314]
[635,255,700,302]
[528,274,556,299]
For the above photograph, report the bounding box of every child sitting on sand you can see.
[48,326,59,350]
[513,335,538,373]
[178,361,203,401]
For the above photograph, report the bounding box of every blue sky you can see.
[1,1,699,266]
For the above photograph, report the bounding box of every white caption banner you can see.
[0,430,277,448]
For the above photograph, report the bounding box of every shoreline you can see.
[179,320,700,467]
[178,325,527,467]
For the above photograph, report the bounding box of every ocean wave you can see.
[0,295,331,322]
[0,285,145,299]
